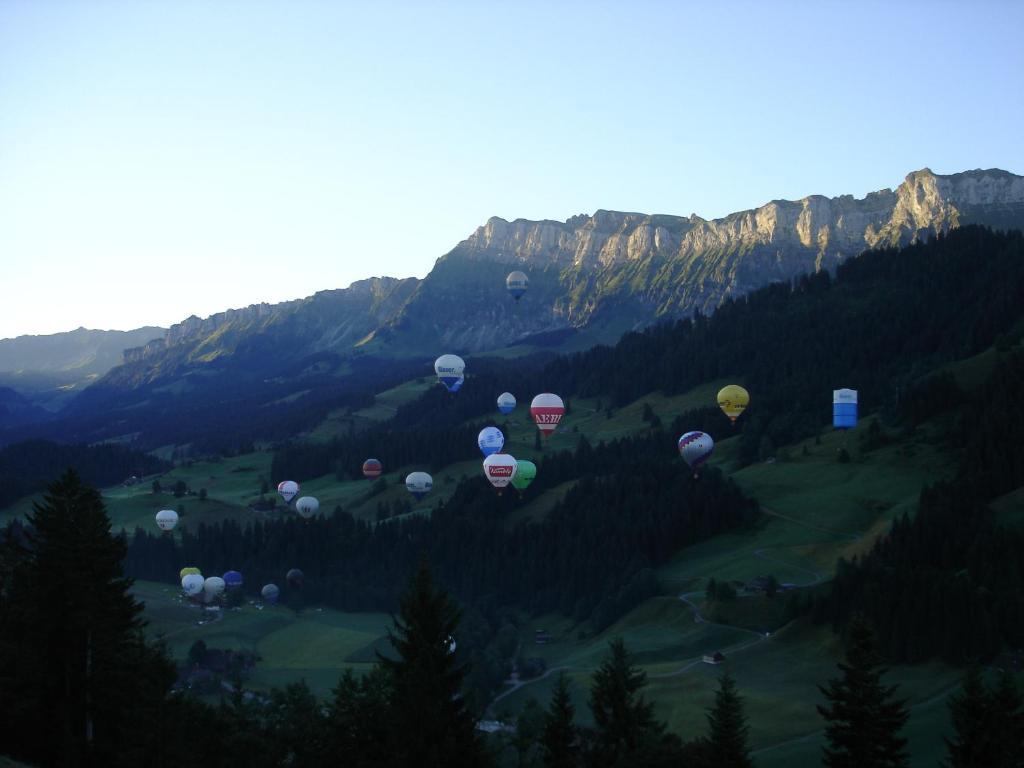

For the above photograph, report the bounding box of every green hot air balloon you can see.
[511,460,537,492]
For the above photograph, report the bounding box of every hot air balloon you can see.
[678,431,714,477]
[478,426,505,457]
[833,389,858,429]
[155,509,178,532]
[203,576,226,598]
[447,636,457,654]
[483,453,518,492]
[223,570,243,589]
[511,459,537,492]
[261,584,280,604]
[182,573,205,597]
[179,566,201,580]
[530,393,565,438]
[497,392,516,415]
[277,480,299,504]
[717,385,750,425]
[363,458,383,479]
[295,496,319,519]
[434,354,465,392]
[405,471,433,500]
[506,271,529,302]
[286,568,304,588]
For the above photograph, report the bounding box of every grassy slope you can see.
[132,580,390,698]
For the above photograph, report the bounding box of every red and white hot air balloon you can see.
[483,453,518,492]
[530,393,565,438]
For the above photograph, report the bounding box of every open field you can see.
[133,580,390,698]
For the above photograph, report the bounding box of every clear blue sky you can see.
[2,0,1021,339]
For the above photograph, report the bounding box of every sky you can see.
[1,0,1022,339]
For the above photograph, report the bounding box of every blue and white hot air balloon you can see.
[478,426,505,457]
[434,354,465,393]
[405,471,433,501]
[506,271,529,302]
[497,392,516,415]
[261,583,280,604]
[833,389,858,429]
[678,431,714,477]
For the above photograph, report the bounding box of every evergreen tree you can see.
[944,666,994,768]
[377,559,487,767]
[587,638,662,766]
[542,673,578,768]
[0,470,176,767]
[817,617,909,768]
[706,672,752,768]
[326,668,393,768]
[988,670,1024,768]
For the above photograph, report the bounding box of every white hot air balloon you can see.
[181,573,205,597]
[155,509,178,532]
[295,496,320,519]
[203,576,226,598]
[405,471,433,500]
[434,354,466,392]
[277,480,299,504]
[483,453,518,491]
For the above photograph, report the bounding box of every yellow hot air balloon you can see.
[717,384,750,424]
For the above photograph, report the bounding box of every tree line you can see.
[0,438,168,509]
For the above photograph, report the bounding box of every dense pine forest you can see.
[0,439,168,508]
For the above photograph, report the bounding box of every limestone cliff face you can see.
[103,167,1024,387]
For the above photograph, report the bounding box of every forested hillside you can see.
[0,440,168,508]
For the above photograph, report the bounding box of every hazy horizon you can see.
[3,0,1022,339]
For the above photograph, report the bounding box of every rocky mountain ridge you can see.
[96,167,1024,385]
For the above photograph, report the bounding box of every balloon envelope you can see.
[286,568,304,587]
[203,576,225,597]
[155,509,178,532]
[478,426,505,457]
[717,385,750,423]
[506,271,529,301]
[511,459,537,491]
[497,392,516,415]
[182,574,205,596]
[277,480,299,504]
[261,584,280,603]
[530,393,565,438]
[295,496,319,519]
[405,471,433,500]
[362,458,383,479]
[434,354,465,392]
[833,389,858,429]
[179,566,201,580]
[678,431,715,472]
[223,570,243,588]
[483,453,518,490]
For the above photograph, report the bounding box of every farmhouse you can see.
[702,651,726,665]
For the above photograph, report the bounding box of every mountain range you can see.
[2,167,1022,447]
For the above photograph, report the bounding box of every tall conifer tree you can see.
[706,672,752,768]
[818,616,909,768]
[378,559,486,767]
[542,673,578,768]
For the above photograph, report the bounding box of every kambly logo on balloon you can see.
[487,466,515,478]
